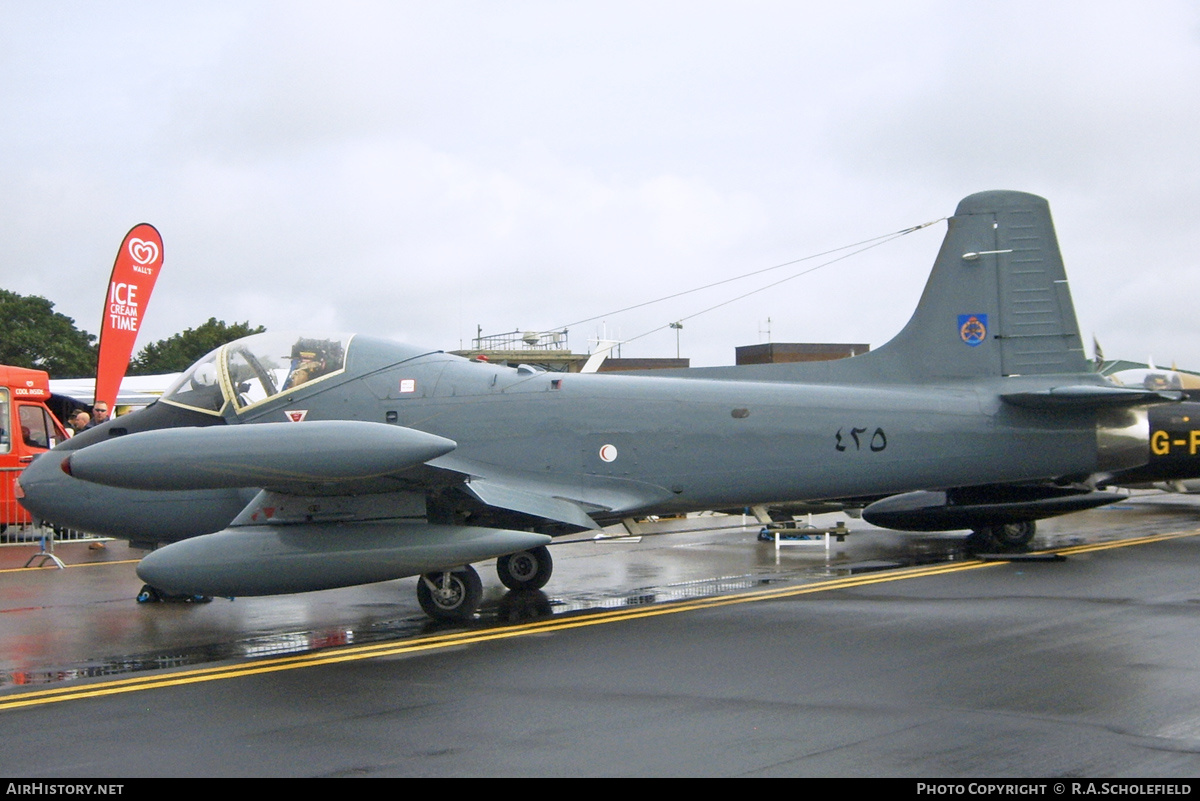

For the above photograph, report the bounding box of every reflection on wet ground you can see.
[2,491,1199,689]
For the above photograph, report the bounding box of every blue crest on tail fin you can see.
[958,314,988,347]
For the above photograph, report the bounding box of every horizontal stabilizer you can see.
[64,421,456,490]
[1001,385,1182,409]
[136,521,551,597]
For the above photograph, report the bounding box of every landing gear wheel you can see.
[965,528,1000,554]
[990,521,1036,552]
[136,585,212,604]
[496,590,554,623]
[418,565,483,622]
[496,545,553,591]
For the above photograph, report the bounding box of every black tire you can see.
[964,528,1000,554]
[417,565,483,621]
[136,584,161,604]
[991,521,1036,551]
[496,590,554,623]
[496,545,553,591]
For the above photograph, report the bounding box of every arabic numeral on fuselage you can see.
[835,426,887,452]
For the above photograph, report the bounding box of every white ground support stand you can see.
[763,515,850,554]
[23,528,65,569]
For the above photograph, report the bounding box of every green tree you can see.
[129,318,265,374]
[0,289,98,378]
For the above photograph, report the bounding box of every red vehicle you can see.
[1,365,69,531]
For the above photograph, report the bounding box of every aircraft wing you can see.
[462,479,602,531]
[429,452,678,530]
[62,420,625,533]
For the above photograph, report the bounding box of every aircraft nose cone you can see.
[16,449,103,531]
[16,450,66,515]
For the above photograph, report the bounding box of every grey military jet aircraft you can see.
[17,191,1176,621]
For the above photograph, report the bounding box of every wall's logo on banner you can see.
[128,238,159,266]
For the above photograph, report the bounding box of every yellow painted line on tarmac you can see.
[2,528,1197,711]
[0,559,140,574]
[1046,529,1199,556]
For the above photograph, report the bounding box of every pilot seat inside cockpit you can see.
[281,337,346,391]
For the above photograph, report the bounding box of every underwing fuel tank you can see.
[861,408,1150,533]
[861,485,1124,532]
[136,522,551,597]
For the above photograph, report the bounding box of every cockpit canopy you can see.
[162,332,352,415]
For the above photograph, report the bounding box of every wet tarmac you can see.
[0,509,1067,688]
[3,492,1200,776]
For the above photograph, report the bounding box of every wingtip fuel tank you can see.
[63,421,457,491]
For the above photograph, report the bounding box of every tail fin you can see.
[672,190,1090,385]
[871,190,1088,381]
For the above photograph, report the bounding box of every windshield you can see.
[161,332,352,415]
[162,349,224,412]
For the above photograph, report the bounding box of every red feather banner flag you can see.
[94,224,163,411]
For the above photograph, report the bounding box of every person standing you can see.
[85,402,110,429]
[68,410,90,436]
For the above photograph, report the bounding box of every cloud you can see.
[2,1,1200,368]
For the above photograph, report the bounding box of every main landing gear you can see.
[416,545,555,622]
[966,521,1036,553]
[496,545,553,591]
[135,584,212,604]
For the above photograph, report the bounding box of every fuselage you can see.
[17,332,1115,546]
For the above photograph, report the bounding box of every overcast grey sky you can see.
[2,1,1199,368]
